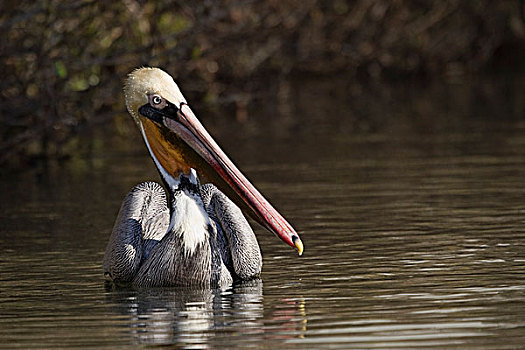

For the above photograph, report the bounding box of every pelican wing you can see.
[103,182,169,285]
[201,183,262,280]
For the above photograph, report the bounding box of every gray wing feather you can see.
[201,184,262,280]
[103,182,169,285]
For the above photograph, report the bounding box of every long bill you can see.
[138,102,304,255]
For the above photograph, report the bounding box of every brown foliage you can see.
[0,0,523,166]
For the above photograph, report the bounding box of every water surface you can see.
[1,76,524,349]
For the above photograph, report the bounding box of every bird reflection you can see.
[104,281,308,347]
[105,281,262,347]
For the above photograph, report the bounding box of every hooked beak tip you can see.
[292,235,304,256]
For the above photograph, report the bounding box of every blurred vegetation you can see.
[1,0,524,167]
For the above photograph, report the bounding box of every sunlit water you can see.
[1,76,524,349]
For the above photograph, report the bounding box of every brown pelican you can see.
[103,67,304,287]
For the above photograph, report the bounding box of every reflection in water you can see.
[105,281,264,347]
[268,298,307,340]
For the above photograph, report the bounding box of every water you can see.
[1,76,524,349]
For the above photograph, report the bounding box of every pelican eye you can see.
[149,94,166,109]
[152,95,162,104]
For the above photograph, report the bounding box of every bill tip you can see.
[292,235,304,256]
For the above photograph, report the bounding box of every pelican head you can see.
[123,67,304,255]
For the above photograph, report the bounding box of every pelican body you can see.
[103,67,303,287]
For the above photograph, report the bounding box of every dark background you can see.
[1,0,524,168]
